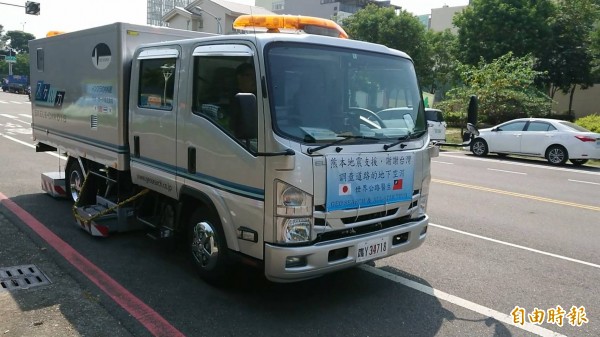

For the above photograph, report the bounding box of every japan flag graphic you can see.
[339,183,352,195]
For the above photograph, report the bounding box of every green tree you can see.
[342,4,433,89]
[545,0,598,117]
[2,30,36,54]
[592,21,600,78]
[453,0,555,66]
[436,52,552,125]
[424,29,461,98]
[0,24,6,50]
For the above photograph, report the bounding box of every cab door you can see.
[129,47,181,199]
[178,44,265,260]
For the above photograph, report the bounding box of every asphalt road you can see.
[1,90,599,337]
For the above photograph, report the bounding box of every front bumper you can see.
[264,215,428,282]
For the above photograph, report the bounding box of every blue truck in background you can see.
[1,74,29,95]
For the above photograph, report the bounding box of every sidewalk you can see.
[0,208,134,337]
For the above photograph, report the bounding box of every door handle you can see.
[188,146,196,174]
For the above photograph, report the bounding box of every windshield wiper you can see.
[306,134,379,154]
[383,130,427,150]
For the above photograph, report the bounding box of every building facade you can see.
[162,0,273,34]
[148,0,195,26]
[255,0,397,21]
[429,5,467,33]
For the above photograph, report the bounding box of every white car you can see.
[425,108,447,142]
[470,118,600,166]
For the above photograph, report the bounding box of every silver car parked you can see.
[470,118,600,166]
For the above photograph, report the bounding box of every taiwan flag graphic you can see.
[393,179,403,190]
[339,183,352,195]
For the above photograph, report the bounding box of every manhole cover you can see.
[0,264,52,292]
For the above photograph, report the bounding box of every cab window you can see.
[192,55,257,151]
[138,58,176,110]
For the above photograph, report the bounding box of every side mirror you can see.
[233,93,258,139]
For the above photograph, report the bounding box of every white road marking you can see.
[440,152,600,176]
[9,101,22,104]
[430,223,600,270]
[487,168,527,175]
[0,132,66,160]
[0,101,8,104]
[432,160,454,165]
[19,114,32,118]
[568,179,600,186]
[361,265,566,337]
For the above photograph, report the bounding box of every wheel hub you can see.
[191,222,219,270]
[69,170,82,201]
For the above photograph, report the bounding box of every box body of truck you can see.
[31,18,440,283]
[30,23,209,170]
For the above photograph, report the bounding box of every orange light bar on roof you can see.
[46,31,65,37]
[233,15,349,39]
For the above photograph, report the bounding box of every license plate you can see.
[356,237,388,262]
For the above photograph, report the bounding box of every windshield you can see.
[266,42,426,143]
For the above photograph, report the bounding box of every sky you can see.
[1,0,469,40]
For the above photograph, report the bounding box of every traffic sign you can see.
[4,56,17,63]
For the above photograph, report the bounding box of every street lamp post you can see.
[195,6,222,34]
[160,64,175,106]
[8,48,14,76]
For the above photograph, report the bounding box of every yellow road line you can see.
[432,179,600,212]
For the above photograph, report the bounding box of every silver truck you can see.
[30,17,473,283]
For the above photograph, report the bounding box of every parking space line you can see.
[439,153,600,176]
[432,160,454,165]
[487,168,527,175]
[568,179,600,186]
[433,179,600,212]
[361,265,566,337]
[430,223,600,270]
[9,101,23,104]
[0,101,8,104]
[0,113,19,119]
[0,132,66,160]
[19,114,32,118]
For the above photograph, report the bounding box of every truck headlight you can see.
[278,218,311,242]
[275,181,313,244]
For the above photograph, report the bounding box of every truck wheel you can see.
[187,207,231,284]
[66,160,84,202]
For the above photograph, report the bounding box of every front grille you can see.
[314,215,418,243]
[341,208,398,224]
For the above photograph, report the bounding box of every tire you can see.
[570,159,588,166]
[65,160,85,202]
[187,207,231,284]
[545,145,568,165]
[471,139,488,157]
